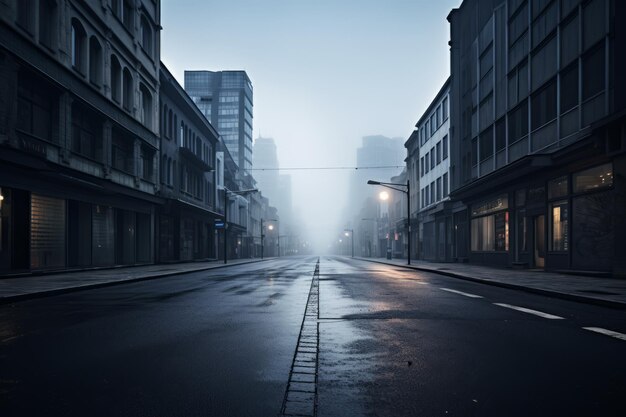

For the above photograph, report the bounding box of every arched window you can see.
[168,109,173,139]
[140,15,153,58]
[122,68,133,111]
[161,154,167,184]
[139,83,152,128]
[89,36,103,86]
[122,0,134,32]
[163,104,169,138]
[110,55,122,103]
[39,0,57,50]
[168,158,173,185]
[71,18,87,73]
[173,114,177,140]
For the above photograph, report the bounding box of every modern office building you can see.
[448,0,626,275]
[0,0,161,273]
[184,70,254,173]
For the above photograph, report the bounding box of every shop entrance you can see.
[534,215,545,268]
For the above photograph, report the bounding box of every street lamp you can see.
[223,188,258,264]
[261,218,278,259]
[367,179,411,265]
[344,229,354,258]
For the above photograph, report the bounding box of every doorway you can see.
[534,215,545,268]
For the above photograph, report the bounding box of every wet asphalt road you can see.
[1,256,626,416]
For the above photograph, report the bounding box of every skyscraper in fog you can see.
[253,136,293,224]
[184,71,253,171]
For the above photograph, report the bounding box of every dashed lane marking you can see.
[582,327,626,341]
[493,303,564,320]
[440,288,483,298]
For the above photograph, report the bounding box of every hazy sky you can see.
[161,0,461,252]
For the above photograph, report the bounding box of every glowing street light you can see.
[344,229,354,258]
[367,179,411,265]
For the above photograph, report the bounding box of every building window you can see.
[140,15,153,58]
[111,129,134,174]
[442,97,448,121]
[428,181,435,204]
[89,37,103,86]
[123,68,133,111]
[139,145,154,182]
[425,152,429,173]
[17,0,35,33]
[123,0,134,32]
[71,102,102,160]
[139,83,152,128]
[436,141,441,164]
[17,71,54,142]
[420,156,424,177]
[443,173,448,197]
[425,121,430,139]
[573,163,613,193]
[470,195,509,252]
[442,135,448,159]
[550,201,568,252]
[479,127,493,162]
[430,114,436,135]
[560,64,578,114]
[430,149,435,169]
[436,177,442,201]
[39,0,57,50]
[110,55,122,103]
[548,176,568,199]
[582,43,605,100]
[531,79,557,130]
[508,99,528,143]
[495,118,506,152]
[71,19,87,74]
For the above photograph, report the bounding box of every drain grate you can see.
[280,258,320,416]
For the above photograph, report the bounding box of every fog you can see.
[161,0,460,253]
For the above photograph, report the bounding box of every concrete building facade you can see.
[448,0,626,274]
[0,0,161,273]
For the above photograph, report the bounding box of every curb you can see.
[354,257,626,310]
[0,258,272,305]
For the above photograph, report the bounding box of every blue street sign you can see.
[215,220,225,229]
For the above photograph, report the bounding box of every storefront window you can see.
[551,201,568,251]
[471,195,509,252]
[517,213,527,252]
[548,176,568,199]
[495,212,509,251]
[573,163,613,193]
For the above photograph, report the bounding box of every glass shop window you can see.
[573,163,612,193]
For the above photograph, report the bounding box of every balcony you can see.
[179,146,213,172]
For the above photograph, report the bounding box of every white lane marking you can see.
[439,288,483,298]
[582,327,626,341]
[493,303,564,320]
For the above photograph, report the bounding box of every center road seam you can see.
[280,258,320,417]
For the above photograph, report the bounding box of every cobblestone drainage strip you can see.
[280,258,320,416]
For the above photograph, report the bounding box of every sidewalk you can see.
[0,258,272,304]
[355,257,626,309]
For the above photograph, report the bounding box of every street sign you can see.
[215,220,225,229]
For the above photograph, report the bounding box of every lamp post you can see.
[344,229,354,258]
[261,218,278,259]
[367,179,411,265]
[223,187,258,264]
